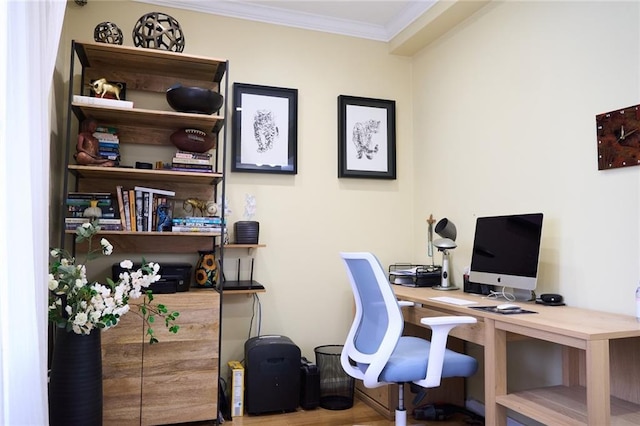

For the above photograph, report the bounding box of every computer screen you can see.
[468,213,544,291]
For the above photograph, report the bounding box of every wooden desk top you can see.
[393,285,640,342]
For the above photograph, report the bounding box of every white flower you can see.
[100,238,113,255]
[120,259,133,270]
[48,274,59,291]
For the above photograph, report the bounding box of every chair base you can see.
[395,408,407,426]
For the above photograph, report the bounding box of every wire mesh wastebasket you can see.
[314,345,354,410]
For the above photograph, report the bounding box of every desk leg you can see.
[586,339,610,426]
[484,318,507,426]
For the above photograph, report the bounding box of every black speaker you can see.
[234,221,259,244]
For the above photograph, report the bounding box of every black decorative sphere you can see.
[166,84,224,115]
[132,12,185,52]
[94,22,123,45]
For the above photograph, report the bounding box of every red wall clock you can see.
[596,104,640,170]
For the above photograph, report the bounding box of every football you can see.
[170,128,215,153]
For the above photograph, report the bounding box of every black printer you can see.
[111,262,192,294]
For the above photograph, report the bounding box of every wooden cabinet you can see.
[101,290,220,425]
[61,40,228,424]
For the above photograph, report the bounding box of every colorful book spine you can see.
[171,157,212,165]
[115,186,126,229]
[174,150,212,160]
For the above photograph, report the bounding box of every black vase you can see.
[49,327,103,426]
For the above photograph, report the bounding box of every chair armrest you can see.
[417,316,477,388]
[398,300,415,308]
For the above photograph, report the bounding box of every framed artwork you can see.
[338,95,396,179]
[232,83,298,174]
[596,103,640,170]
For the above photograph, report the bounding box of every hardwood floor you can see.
[225,398,476,425]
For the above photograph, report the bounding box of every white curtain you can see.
[0,0,66,424]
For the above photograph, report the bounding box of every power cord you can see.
[484,286,515,301]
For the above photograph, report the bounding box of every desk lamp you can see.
[433,218,458,290]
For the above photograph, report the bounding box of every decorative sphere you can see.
[94,22,124,45]
[132,12,185,52]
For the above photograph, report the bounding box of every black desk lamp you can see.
[433,218,458,290]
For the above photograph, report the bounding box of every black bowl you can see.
[166,83,224,115]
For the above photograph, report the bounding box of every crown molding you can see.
[133,0,437,42]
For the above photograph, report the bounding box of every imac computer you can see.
[468,213,544,294]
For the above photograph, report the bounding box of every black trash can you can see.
[314,345,354,410]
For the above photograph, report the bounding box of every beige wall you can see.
[411,0,640,407]
[57,1,415,368]
[56,0,640,413]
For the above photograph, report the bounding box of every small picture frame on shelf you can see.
[338,95,396,179]
[232,83,298,174]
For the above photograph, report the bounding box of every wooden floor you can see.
[224,398,475,425]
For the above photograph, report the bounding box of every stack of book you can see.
[93,126,120,164]
[171,216,224,233]
[65,192,122,230]
[171,150,213,173]
[115,185,175,232]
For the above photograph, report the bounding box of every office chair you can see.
[339,252,478,426]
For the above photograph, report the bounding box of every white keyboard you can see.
[429,296,477,306]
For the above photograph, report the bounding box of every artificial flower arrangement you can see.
[48,221,179,343]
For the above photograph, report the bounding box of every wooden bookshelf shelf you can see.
[67,165,222,185]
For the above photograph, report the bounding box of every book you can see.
[170,167,214,173]
[65,217,122,224]
[132,186,176,197]
[134,189,143,232]
[128,190,136,232]
[67,192,112,199]
[115,186,127,229]
[171,225,221,233]
[175,150,212,160]
[121,190,132,231]
[73,94,133,109]
[65,217,122,231]
[171,163,213,170]
[171,157,212,165]
[93,132,119,142]
[172,216,223,226]
[142,191,150,232]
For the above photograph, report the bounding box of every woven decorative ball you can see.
[94,22,124,45]
[132,12,185,52]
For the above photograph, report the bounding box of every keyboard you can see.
[429,296,477,306]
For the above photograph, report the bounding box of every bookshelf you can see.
[60,40,228,424]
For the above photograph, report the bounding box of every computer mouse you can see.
[496,303,521,311]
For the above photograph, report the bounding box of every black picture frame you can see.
[338,95,396,179]
[232,83,298,174]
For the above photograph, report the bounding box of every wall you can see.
[57,1,415,371]
[411,0,640,407]
[56,0,640,417]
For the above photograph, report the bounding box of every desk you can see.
[391,286,640,426]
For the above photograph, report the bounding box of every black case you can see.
[300,357,319,410]
[245,335,301,414]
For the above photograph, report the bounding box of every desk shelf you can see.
[498,385,640,425]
